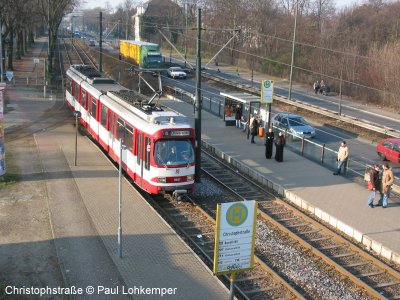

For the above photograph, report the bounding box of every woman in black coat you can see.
[250,116,259,144]
[265,127,274,159]
[274,132,285,162]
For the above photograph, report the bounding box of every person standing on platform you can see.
[250,115,259,144]
[274,131,285,162]
[265,127,274,159]
[247,113,254,140]
[367,164,380,208]
[235,104,242,129]
[333,140,349,175]
[380,163,394,208]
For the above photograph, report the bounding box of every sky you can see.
[80,0,358,10]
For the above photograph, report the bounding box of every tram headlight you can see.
[186,175,194,181]
[158,177,167,183]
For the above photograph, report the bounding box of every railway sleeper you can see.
[318,244,345,251]
[345,261,371,268]
[355,270,385,278]
[235,275,268,282]
[307,236,332,242]
[275,217,298,222]
[329,252,356,259]
[372,281,400,289]
[298,229,321,235]
[286,222,310,228]
[242,285,280,295]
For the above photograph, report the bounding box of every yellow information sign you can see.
[213,201,257,275]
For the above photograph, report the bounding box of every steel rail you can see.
[73,41,97,69]
[149,192,305,300]
[200,149,400,300]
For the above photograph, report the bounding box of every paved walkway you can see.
[163,97,400,264]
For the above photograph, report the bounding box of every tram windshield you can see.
[154,139,194,166]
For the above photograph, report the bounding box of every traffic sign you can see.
[5,71,13,82]
[213,201,257,275]
[261,80,274,104]
[33,58,40,64]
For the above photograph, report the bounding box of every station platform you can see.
[163,97,400,265]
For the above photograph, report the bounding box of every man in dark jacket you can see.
[265,127,274,159]
[235,104,242,128]
[367,164,380,208]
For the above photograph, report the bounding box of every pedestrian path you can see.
[163,97,400,264]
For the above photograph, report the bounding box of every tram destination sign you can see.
[213,201,257,275]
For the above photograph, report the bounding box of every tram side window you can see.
[117,118,125,142]
[101,105,107,128]
[124,124,133,150]
[74,83,79,100]
[137,133,141,165]
[81,89,87,109]
[109,112,115,136]
[91,99,97,118]
[145,137,150,170]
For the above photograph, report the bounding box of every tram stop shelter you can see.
[220,92,262,126]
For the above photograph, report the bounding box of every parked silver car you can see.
[272,113,316,138]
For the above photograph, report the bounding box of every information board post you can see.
[213,200,258,299]
[0,85,6,178]
[229,272,236,300]
[261,80,274,130]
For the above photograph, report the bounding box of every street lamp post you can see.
[118,139,125,259]
[73,111,81,166]
[288,1,298,101]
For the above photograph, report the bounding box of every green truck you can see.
[119,40,163,69]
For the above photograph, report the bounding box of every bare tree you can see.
[38,0,78,76]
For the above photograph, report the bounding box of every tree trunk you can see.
[7,27,14,70]
[16,30,21,60]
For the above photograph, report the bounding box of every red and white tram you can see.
[65,65,195,194]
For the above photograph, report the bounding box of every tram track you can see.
[199,149,400,299]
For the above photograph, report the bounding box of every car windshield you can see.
[171,67,183,71]
[288,117,308,127]
[154,139,194,166]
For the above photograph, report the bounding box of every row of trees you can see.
[2,0,398,109]
[0,0,77,76]
[87,0,398,108]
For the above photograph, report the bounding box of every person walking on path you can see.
[313,81,320,94]
[380,163,394,208]
[333,141,349,175]
[367,164,381,208]
[250,115,259,144]
[265,127,274,159]
[274,131,285,162]
[235,104,242,129]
